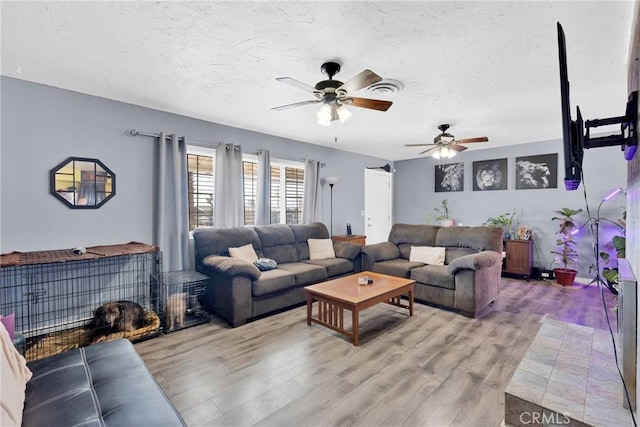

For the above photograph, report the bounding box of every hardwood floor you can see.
[135,278,618,427]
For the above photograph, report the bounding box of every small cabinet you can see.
[332,235,366,245]
[503,239,533,280]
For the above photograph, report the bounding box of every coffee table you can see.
[305,271,414,345]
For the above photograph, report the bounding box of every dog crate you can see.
[158,270,210,333]
[0,243,162,361]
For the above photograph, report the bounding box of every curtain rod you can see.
[128,130,324,166]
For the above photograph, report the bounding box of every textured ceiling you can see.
[1,1,634,161]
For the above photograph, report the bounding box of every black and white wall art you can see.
[472,158,507,191]
[515,153,558,189]
[435,162,464,192]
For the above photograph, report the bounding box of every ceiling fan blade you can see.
[456,137,489,144]
[347,97,393,111]
[337,69,382,93]
[419,147,438,155]
[275,77,316,93]
[404,143,436,147]
[271,99,320,111]
[450,145,468,152]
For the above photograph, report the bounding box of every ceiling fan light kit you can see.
[273,61,393,127]
[405,123,489,158]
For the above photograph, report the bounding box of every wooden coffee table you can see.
[305,271,414,346]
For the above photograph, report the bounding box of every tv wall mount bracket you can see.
[580,90,638,160]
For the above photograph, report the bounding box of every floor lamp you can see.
[325,177,339,236]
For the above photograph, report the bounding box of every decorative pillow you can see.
[308,238,336,260]
[409,246,445,265]
[228,243,258,263]
[0,321,32,427]
[254,258,278,271]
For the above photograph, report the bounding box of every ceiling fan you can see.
[272,61,393,126]
[405,124,489,159]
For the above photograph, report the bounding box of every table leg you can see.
[306,292,312,326]
[352,307,359,346]
[409,287,414,316]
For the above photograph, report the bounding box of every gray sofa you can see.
[193,222,362,327]
[362,224,503,317]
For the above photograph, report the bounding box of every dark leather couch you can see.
[193,222,362,327]
[23,339,185,426]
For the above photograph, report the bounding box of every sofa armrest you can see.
[362,242,400,262]
[447,251,502,275]
[333,241,361,261]
[201,255,261,280]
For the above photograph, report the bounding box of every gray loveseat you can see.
[362,224,503,317]
[193,222,362,327]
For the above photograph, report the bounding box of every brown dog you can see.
[87,300,145,343]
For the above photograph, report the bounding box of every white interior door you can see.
[364,169,393,244]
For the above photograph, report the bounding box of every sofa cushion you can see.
[193,226,262,262]
[278,262,328,286]
[255,224,299,264]
[290,222,330,260]
[333,241,361,261]
[445,247,477,264]
[363,242,400,262]
[229,243,258,262]
[436,226,503,253]
[409,246,445,265]
[202,255,261,280]
[308,238,336,260]
[24,339,185,427]
[303,258,353,277]
[252,269,296,296]
[389,224,439,248]
[371,259,424,278]
[411,265,455,290]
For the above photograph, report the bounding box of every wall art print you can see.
[472,158,507,191]
[515,153,558,189]
[435,162,464,192]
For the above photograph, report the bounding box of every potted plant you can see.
[428,199,454,227]
[550,207,583,286]
[483,210,517,239]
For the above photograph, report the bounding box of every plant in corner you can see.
[599,209,626,294]
[550,207,583,286]
[427,199,454,227]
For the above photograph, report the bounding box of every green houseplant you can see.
[599,210,626,294]
[550,207,583,286]
[428,199,454,226]
[483,210,517,239]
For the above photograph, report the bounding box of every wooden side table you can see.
[332,235,366,245]
[502,239,534,281]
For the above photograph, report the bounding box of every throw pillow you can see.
[0,321,32,427]
[228,243,258,263]
[254,258,278,271]
[409,246,446,265]
[308,238,336,260]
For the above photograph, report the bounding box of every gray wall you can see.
[0,76,387,254]
[394,139,628,277]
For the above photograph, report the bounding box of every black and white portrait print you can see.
[472,158,507,191]
[435,162,464,192]
[515,153,558,189]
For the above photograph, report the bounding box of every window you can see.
[187,147,214,231]
[242,157,305,225]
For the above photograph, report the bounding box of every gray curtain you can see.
[302,159,320,223]
[255,149,271,225]
[156,133,190,272]
[214,143,244,227]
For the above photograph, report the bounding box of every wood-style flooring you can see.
[135,278,618,427]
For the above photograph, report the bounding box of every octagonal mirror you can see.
[50,157,116,208]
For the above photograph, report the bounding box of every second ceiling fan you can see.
[405,124,489,158]
[272,61,393,126]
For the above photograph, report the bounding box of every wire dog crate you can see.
[158,270,210,333]
[0,243,162,361]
